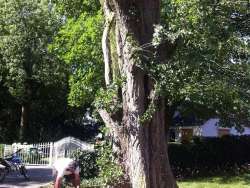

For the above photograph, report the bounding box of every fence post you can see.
[3,144,6,157]
[49,142,53,166]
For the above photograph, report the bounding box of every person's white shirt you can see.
[53,158,80,178]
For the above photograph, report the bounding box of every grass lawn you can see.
[178,172,250,188]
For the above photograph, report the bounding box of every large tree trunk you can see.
[100,0,178,187]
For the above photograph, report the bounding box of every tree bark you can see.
[100,0,178,187]
[19,78,32,141]
[20,103,30,141]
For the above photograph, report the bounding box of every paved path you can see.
[0,166,53,188]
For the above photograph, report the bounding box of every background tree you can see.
[50,0,104,107]
[0,67,19,142]
[160,0,250,128]
[0,0,101,143]
[0,0,67,140]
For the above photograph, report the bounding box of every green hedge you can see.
[168,136,250,178]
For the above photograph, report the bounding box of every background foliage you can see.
[169,136,250,179]
[157,0,250,127]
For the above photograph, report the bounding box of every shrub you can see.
[96,142,124,186]
[168,136,250,178]
[72,150,99,179]
[81,177,104,188]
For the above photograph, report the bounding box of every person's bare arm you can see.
[72,173,80,188]
[54,177,62,188]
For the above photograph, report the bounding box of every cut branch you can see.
[102,0,114,86]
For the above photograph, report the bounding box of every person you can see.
[53,158,80,188]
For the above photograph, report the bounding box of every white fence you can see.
[3,142,52,166]
[1,137,94,166]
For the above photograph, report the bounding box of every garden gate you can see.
[1,137,94,166]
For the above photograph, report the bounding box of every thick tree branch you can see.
[102,0,114,86]
[98,109,119,128]
[98,109,124,142]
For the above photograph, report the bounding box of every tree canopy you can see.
[158,0,250,127]
[0,0,65,103]
[0,0,98,142]
[0,0,249,186]
[50,0,104,107]
[53,0,250,128]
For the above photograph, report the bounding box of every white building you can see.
[200,118,250,137]
[170,118,250,142]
